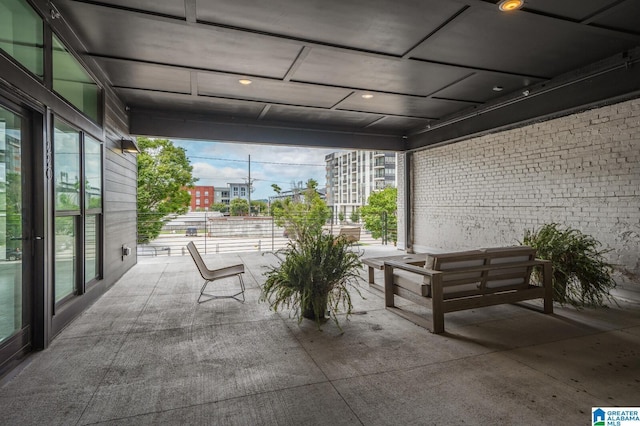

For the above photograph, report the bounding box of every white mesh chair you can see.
[187,242,246,303]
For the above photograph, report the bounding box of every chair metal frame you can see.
[187,242,246,303]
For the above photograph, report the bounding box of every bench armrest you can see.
[386,258,550,276]
[384,260,441,276]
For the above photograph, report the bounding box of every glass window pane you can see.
[85,215,99,283]
[54,121,80,211]
[52,35,100,123]
[55,216,76,303]
[85,136,102,209]
[0,105,23,343]
[0,0,43,78]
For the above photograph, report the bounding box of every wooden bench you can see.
[383,246,553,334]
[338,226,361,243]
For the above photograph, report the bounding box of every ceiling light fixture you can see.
[238,79,252,85]
[362,93,374,99]
[498,0,524,12]
[492,86,504,92]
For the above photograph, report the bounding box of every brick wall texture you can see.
[408,98,640,284]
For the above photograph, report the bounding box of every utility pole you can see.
[248,154,251,216]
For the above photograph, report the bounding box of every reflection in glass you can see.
[55,216,75,302]
[0,0,44,78]
[54,121,80,211]
[85,136,102,210]
[0,106,23,343]
[85,215,98,283]
[52,35,100,123]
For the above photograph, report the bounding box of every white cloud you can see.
[176,140,339,199]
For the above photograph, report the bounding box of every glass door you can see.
[0,101,31,369]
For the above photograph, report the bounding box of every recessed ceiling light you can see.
[498,0,524,12]
[238,79,252,85]
[362,93,374,99]
[493,86,504,92]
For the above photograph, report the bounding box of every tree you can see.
[272,179,330,241]
[350,207,360,223]
[137,137,195,243]
[251,200,268,215]
[210,203,229,213]
[229,198,249,216]
[360,187,397,244]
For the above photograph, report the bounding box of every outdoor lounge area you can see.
[1,246,639,425]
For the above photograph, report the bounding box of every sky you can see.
[172,139,338,201]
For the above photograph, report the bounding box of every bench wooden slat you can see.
[383,247,553,334]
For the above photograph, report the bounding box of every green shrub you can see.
[522,223,616,307]
[261,230,363,329]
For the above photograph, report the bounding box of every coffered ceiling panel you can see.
[118,88,266,117]
[95,58,192,94]
[590,2,640,33]
[432,72,545,103]
[57,1,302,78]
[197,73,351,109]
[522,0,620,21]
[49,0,640,150]
[410,7,638,77]
[264,105,384,129]
[88,0,188,18]
[195,0,465,56]
[338,93,476,119]
[291,48,472,96]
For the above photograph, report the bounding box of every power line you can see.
[189,155,325,167]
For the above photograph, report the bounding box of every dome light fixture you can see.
[238,79,252,85]
[498,0,524,12]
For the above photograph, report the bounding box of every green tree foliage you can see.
[230,198,249,216]
[210,202,229,213]
[350,207,360,223]
[251,200,268,215]
[360,187,397,244]
[272,179,330,241]
[137,137,195,243]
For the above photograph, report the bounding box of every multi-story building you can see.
[325,151,396,221]
[213,182,250,206]
[187,185,214,211]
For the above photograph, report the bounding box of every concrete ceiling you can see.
[51,0,640,150]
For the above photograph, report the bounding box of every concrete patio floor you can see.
[1,245,639,425]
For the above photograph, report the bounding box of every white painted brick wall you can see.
[410,98,640,287]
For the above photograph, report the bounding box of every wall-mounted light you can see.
[498,0,524,12]
[121,138,140,154]
[122,244,132,261]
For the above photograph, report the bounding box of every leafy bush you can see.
[261,231,363,329]
[522,223,616,307]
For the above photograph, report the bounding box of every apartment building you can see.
[214,182,250,205]
[187,185,214,211]
[325,151,396,220]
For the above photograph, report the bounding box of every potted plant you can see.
[522,223,616,307]
[261,230,363,328]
